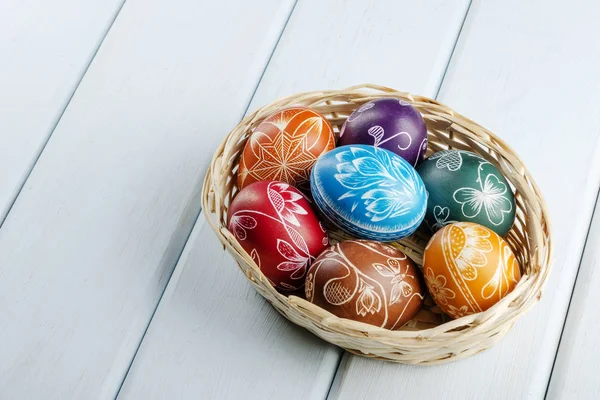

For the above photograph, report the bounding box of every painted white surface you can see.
[117,0,471,399]
[330,0,600,399]
[119,215,341,400]
[248,0,471,108]
[0,0,295,398]
[0,0,124,223]
[547,197,600,398]
[3,0,599,398]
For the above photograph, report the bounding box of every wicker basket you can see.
[202,84,552,364]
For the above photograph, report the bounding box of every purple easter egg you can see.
[339,98,428,166]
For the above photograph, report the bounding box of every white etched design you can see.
[333,146,423,222]
[481,239,520,300]
[347,102,375,123]
[416,138,428,165]
[429,149,463,171]
[356,279,382,316]
[325,281,353,304]
[276,239,309,279]
[367,125,412,152]
[322,259,354,305]
[230,182,320,287]
[305,272,314,299]
[250,248,261,268]
[424,268,456,306]
[319,221,327,232]
[398,99,411,106]
[452,224,493,281]
[453,173,513,226]
[268,182,308,227]
[367,125,385,144]
[434,222,520,316]
[318,221,329,246]
[229,215,257,240]
[373,258,415,305]
[309,241,423,329]
[239,109,334,188]
[432,205,457,230]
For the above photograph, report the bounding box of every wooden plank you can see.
[119,215,342,400]
[330,0,600,399]
[0,0,296,398]
[547,197,600,398]
[0,0,124,222]
[117,0,471,399]
[248,0,472,106]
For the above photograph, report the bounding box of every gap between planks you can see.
[545,151,600,399]
[328,0,600,398]
[112,1,299,396]
[115,0,474,398]
[0,0,301,398]
[0,0,126,226]
[326,0,473,396]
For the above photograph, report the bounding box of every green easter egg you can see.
[416,149,515,236]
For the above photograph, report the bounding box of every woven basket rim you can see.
[201,83,553,364]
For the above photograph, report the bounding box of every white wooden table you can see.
[2,0,600,398]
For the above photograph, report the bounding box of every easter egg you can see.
[339,98,428,166]
[423,222,521,319]
[310,145,427,241]
[305,240,424,329]
[228,181,328,291]
[237,107,335,192]
[417,149,516,237]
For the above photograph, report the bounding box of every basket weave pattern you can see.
[202,84,552,364]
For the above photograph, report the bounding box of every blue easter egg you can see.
[310,145,427,241]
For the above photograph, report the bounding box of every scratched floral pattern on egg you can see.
[334,146,423,222]
[305,240,424,330]
[423,222,521,319]
[237,108,335,192]
[311,145,427,241]
[228,181,328,291]
[417,149,516,236]
[339,98,428,166]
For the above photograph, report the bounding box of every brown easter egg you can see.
[305,240,424,330]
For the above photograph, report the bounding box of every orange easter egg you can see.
[423,222,521,319]
[237,107,335,192]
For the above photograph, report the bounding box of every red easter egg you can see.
[228,180,329,291]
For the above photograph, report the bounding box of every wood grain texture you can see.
[547,199,600,398]
[0,0,295,398]
[330,1,600,399]
[118,0,471,398]
[0,0,124,223]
